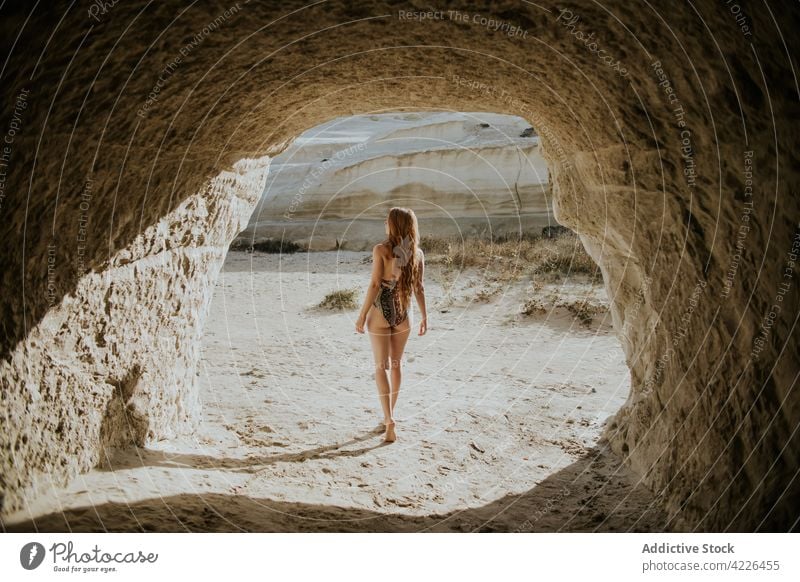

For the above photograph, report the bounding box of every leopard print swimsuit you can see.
[372,278,408,327]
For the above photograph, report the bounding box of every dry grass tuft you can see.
[518,285,609,327]
[420,228,600,284]
[559,297,608,326]
[230,238,304,253]
[318,288,359,310]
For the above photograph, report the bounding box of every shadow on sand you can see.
[92,426,390,475]
[3,441,683,533]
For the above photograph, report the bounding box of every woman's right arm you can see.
[414,249,428,335]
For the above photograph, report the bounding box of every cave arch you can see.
[1,1,798,531]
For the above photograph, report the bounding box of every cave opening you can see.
[8,111,666,532]
[200,111,663,529]
[3,1,796,534]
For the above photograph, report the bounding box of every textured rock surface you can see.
[1,1,798,529]
[237,111,551,250]
[0,157,270,514]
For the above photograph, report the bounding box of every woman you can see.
[355,207,428,443]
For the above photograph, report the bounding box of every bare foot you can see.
[384,420,396,443]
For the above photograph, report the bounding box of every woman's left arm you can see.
[355,245,384,333]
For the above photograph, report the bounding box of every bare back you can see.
[377,243,422,281]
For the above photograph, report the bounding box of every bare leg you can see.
[389,317,412,415]
[381,317,411,442]
[366,305,392,426]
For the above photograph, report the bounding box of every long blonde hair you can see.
[382,207,421,315]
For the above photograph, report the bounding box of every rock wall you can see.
[1,1,797,529]
[0,157,270,514]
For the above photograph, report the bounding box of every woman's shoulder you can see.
[373,242,391,256]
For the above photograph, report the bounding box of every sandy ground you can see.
[5,250,676,532]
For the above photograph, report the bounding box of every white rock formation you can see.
[236,112,552,250]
